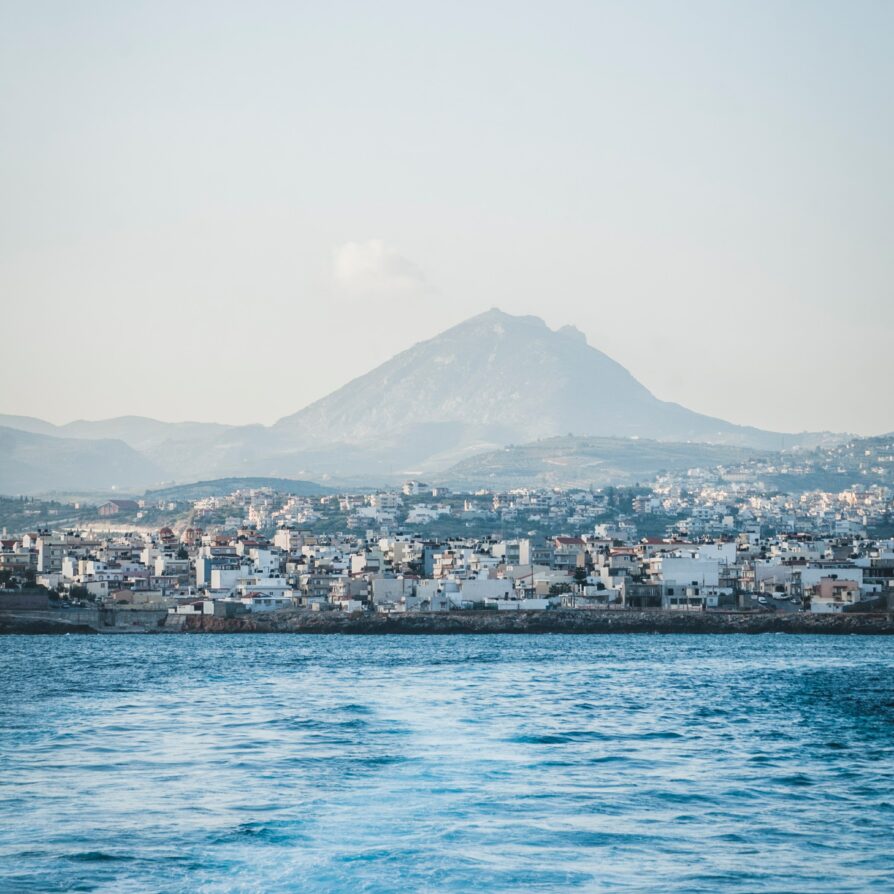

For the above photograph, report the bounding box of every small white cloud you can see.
[332,239,427,295]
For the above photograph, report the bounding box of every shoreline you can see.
[2,608,893,636]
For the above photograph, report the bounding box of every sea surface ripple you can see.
[1,634,892,893]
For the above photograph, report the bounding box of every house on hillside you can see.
[98,500,140,517]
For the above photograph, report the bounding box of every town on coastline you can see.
[2,464,894,633]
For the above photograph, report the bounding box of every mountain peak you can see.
[457,307,553,338]
[462,309,587,346]
[557,324,587,345]
[469,307,539,324]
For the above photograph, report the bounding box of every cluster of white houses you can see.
[72,468,894,542]
[3,521,893,617]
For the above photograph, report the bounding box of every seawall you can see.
[0,607,168,634]
[176,609,894,636]
[3,608,893,636]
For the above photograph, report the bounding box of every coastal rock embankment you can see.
[4,608,892,635]
[0,611,98,634]
[179,609,894,636]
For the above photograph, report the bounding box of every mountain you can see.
[0,426,164,495]
[59,416,235,451]
[271,309,838,476]
[0,414,60,437]
[0,414,234,452]
[0,309,848,489]
[441,435,763,490]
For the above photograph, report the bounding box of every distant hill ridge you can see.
[0,425,162,495]
[442,435,764,490]
[146,477,335,501]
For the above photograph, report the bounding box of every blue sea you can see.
[1,634,892,893]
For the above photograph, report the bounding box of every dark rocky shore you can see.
[176,609,894,636]
[3,608,893,635]
[0,614,98,635]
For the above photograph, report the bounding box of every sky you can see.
[1,0,891,435]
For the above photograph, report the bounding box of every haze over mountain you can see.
[0,426,163,495]
[0,309,846,494]
[0,415,234,451]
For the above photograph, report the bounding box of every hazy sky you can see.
[1,1,891,435]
